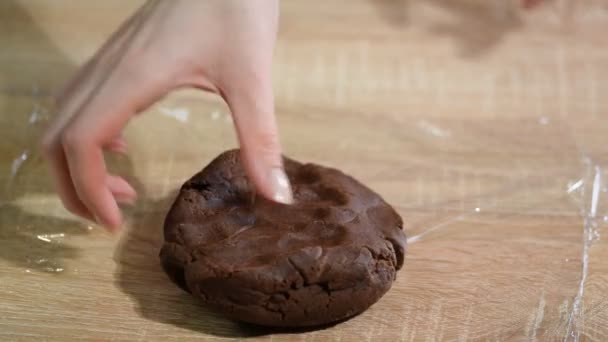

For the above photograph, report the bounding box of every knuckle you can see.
[253,130,280,154]
[248,130,282,167]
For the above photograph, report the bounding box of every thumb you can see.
[223,79,293,205]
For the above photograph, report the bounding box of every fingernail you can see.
[269,167,293,204]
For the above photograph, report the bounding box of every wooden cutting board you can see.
[1,0,607,340]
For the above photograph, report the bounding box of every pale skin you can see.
[41,0,292,232]
[41,0,543,232]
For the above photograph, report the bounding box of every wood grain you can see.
[1,0,607,341]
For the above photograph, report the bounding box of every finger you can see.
[107,175,137,205]
[42,2,159,228]
[223,76,293,205]
[41,141,95,221]
[42,50,129,225]
[106,134,129,154]
[62,131,120,229]
[62,68,170,230]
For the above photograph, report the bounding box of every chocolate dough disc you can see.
[160,150,407,327]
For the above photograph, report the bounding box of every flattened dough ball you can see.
[160,149,407,327]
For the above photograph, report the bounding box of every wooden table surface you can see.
[1,1,607,341]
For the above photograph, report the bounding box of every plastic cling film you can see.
[564,159,607,342]
[4,88,50,201]
[3,88,72,275]
[9,150,28,182]
[3,87,236,276]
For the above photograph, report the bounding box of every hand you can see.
[41,0,293,231]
